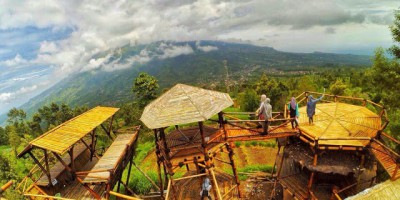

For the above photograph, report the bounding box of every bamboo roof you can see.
[298,102,381,147]
[20,106,119,155]
[140,83,233,129]
[346,178,400,200]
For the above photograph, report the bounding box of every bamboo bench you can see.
[36,143,88,186]
[81,133,137,184]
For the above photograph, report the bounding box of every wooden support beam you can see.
[132,162,160,191]
[101,124,114,140]
[126,159,134,193]
[154,130,164,198]
[109,191,142,200]
[43,149,51,185]
[270,145,281,178]
[270,146,285,199]
[52,152,73,174]
[69,145,75,172]
[227,143,241,198]
[28,152,50,182]
[308,153,318,196]
[209,168,223,200]
[76,177,101,200]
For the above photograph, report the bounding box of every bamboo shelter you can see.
[17,106,141,200]
[271,91,399,200]
[141,84,242,200]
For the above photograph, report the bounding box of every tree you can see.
[6,108,26,125]
[369,48,400,108]
[0,126,8,145]
[132,72,159,107]
[330,79,347,96]
[239,89,259,112]
[7,126,20,157]
[389,10,400,59]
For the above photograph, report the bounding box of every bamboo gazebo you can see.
[141,84,243,200]
[17,106,141,199]
[272,92,400,200]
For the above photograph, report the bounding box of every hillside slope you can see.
[13,41,371,119]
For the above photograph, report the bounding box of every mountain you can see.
[2,41,372,123]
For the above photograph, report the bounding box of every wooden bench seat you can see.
[37,143,88,186]
[82,134,137,184]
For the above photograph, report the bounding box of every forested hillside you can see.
[12,41,371,122]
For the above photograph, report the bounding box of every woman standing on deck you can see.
[288,97,299,129]
[307,89,325,125]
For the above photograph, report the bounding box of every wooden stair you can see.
[370,140,400,181]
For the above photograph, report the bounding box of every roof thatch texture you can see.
[20,106,119,155]
[346,178,400,200]
[140,84,233,129]
[298,102,381,147]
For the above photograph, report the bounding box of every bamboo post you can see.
[0,181,13,194]
[154,130,164,198]
[356,154,365,191]
[91,130,96,161]
[28,152,50,182]
[308,152,318,196]
[209,168,223,200]
[126,159,133,194]
[270,146,285,199]
[44,149,51,184]
[270,145,281,178]
[227,143,241,198]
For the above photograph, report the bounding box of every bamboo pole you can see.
[270,147,285,199]
[173,173,207,181]
[0,181,13,194]
[307,153,318,196]
[209,168,223,200]
[109,191,142,200]
[132,162,160,191]
[24,193,72,200]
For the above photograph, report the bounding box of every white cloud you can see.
[158,43,194,59]
[39,41,58,53]
[0,84,38,103]
[0,54,28,67]
[196,41,218,52]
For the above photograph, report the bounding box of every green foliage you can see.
[238,89,259,112]
[369,48,400,108]
[237,164,274,180]
[132,72,159,107]
[389,10,400,59]
[0,126,8,145]
[330,79,347,96]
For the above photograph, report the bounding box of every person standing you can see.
[288,97,299,129]
[306,89,325,125]
[200,178,212,200]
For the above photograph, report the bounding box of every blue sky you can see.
[0,0,399,115]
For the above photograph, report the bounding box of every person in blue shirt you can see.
[307,89,325,125]
[288,97,299,129]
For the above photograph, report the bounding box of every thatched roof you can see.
[298,102,381,147]
[19,106,119,155]
[140,84,233,129]
[346,178,400,200]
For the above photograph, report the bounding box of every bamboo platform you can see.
[82,133,138,183]
[297,102,381,148]
[370,141,400,180]
[36,142,88,186]
[280,173,309,200]
[226,125,298,142]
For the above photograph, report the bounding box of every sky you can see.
[0,0,399,115]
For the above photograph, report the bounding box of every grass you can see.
[234,140,277,148]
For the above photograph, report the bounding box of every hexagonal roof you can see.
[297,102,381,147]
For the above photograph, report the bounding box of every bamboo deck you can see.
[370,141,400,180]
[280,173,309,200]
[82,133,138,183]
[36,142,88,186]
[26,106,119,155]
[297,102,381,147]
[226,126,297,142]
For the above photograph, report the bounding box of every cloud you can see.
[325,27,336,34]
[157,43,194,59]
[0,84,38,103]
[196,41,218,52]
[0,54,28,67]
